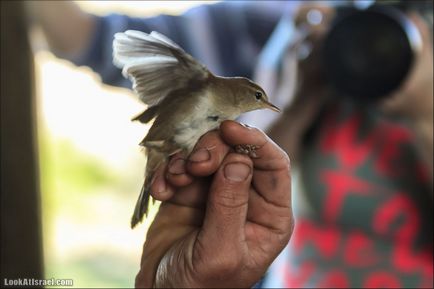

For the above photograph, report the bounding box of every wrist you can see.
[138,204,203,288]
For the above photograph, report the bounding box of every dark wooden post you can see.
[1,1,44,283]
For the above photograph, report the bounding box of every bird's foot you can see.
[235,144,259,158]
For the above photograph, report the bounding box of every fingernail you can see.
[168,158,186,175]
[224,163,251,182]
[241,123,252,128]
[189,148,210,162]
[152,175,166,193]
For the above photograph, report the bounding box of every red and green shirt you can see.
[284,103,433,288]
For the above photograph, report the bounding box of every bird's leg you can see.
[235,144,259,159]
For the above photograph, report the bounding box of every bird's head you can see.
[233,77,280,114]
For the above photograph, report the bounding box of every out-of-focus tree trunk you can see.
[1,1,44,284]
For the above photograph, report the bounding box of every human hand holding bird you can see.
[113,30,280,228]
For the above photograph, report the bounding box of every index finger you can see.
[220,121,291,207]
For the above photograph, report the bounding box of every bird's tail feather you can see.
[131,105,160,124]
[130,148,166,229]
[131,178,152,229]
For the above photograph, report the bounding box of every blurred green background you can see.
[36,50,151,288]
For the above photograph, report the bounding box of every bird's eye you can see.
[255,91,262,100]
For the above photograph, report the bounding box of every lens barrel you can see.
[323,6,421,100]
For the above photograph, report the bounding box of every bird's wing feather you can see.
[113,30,209,106]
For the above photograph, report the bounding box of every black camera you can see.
[323,0,433,101]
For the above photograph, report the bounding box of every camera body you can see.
[322,1,432,101]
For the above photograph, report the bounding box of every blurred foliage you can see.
[38,129,142,288]
[39,129,120,218]
[47,250,136,288]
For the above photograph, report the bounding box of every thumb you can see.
[201,153,253,244]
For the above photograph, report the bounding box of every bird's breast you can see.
[173,94,236,153]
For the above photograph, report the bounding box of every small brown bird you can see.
[113,30,280,228]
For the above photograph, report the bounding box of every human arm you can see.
[136,121,293,288]
[267,4,335,162]
[24,1,96,60]
[24,1,284,87]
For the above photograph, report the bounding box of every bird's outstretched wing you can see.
[113,30,210,106]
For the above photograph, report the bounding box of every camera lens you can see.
[323,6,419,100]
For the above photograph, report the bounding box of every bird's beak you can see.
[262,100,281,112]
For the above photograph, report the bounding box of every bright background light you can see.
[76,1,218,16]
[35,1,216,287]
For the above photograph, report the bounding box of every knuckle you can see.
[280,149,291,165]
[249,126,262,135]
[285,219,295,241]
[209,254,242,277]
[213,187,248,210]
[227,151,252,163]
[279,152,291,174]
[193,240,242,280]
[276,216,294,245]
